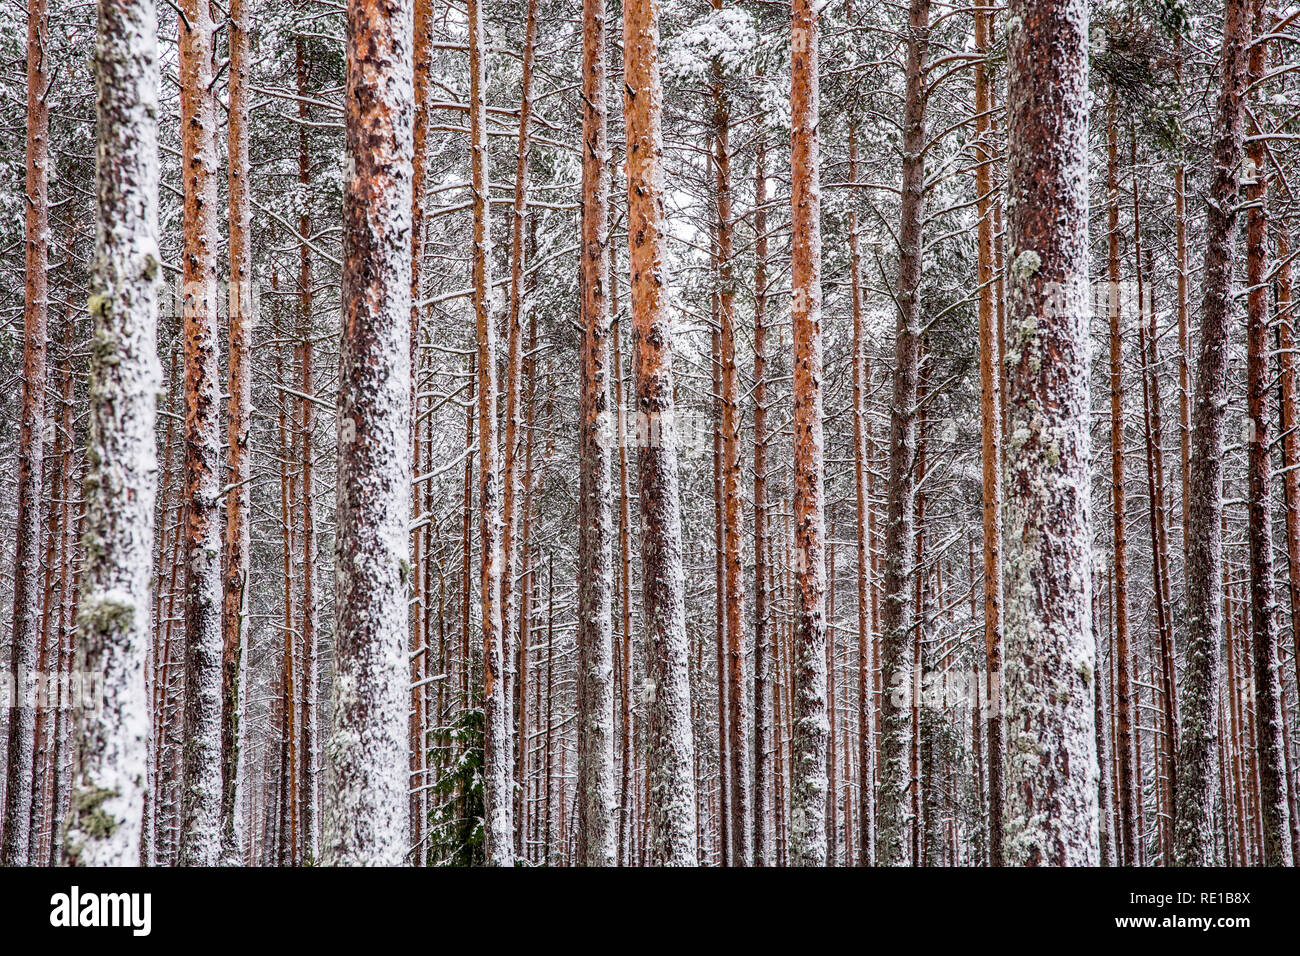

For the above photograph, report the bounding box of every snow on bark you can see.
[501,0,538,861]
[1001,0,1099,866]
[327,0,414,866]
[751,134,773,868]
[972,5,1005,868]
[576,0,617,868]
[712,28,751,869]
[64,0,160,867]
[623,0,698,866]
[1174,0,1251,867]
[848,119,876,869]
[877,0,929,868]
[788,0,828,869]
[220,0,252,865]
[2,0,50,868]
[1243,0,1293,868]
[175,0,224,866]
[466,0,513,867]
[295,33,321,865]
[1103,100,1137,865]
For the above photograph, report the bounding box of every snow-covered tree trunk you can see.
[1174,0,1251,867]
[465,0,513,867]
[711,21,750,868]
[1243,0,1293,868]
[1103,98,1137,866]
[1093,588,1115,866]
[788,0,828,869]
[1279,223,1300,712]
[47,316,77,866]
[972,4,1004,868]
[614,302,636,866]
[64,0,160,867]
[177,0,224,867]
[327,0,413,866]
[751,134,773,868]
[2,0,50,868]
[220,0,252,864]
[575,0,617,868]
[1001,0,1098,866]
[406,0,433,860]
[877,0,929,868]
[848,118,875,869]
[623,0,697,866]
[502,0,538,861]
[295,32,320,865]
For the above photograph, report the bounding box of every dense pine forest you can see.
[0,0,1298,869]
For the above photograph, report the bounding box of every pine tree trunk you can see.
[47,303,76,866]
[1173,37,1192,569]
[973,3,1004,868]
[297,164,319,864]
[178,0,224,866]
[1278,222,1300,711]
[623,0,697,865]
[466,0,512,867]
[1104,98,1137,866]
[849,119,874,868]
[752,134,773,868]
[1243,0,1293,864]
[65,0,160,865]
[503,0,538,860]
[2,0,49,868]
[407,0,432,861]
[220,0,252,863]
[1174,0,1252,866]
[613,284,636,866]
[788,0,829,869]
[711,32,750,867]
[878,0,928,868]
[327,0,413,865]
[576,0,617,867]
[1001,0,1098,866]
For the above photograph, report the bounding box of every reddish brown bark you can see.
[972,3,1004,867]
[789,0,829,868]
[2,0,49,867]
[623,0,696,865]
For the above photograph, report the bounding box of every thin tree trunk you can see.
[752,133,773,868]
[1174,36,1192,565]
[1278,220,1300,712]
[1105,97,1137,866]
[878,0,929,868]
[788,0,829,868]
[576,0,616,867]
[711,28,750,867]
[466,0,512,867]
[613,275,636,866]
[973,2,1004,868]
[296,151,319,864]
[220,0,252,863]
[503,0,538,860]
[2,0,50,868]
[1243,0,1293,864]
[47,298,77,866]
[407,0,432,861]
